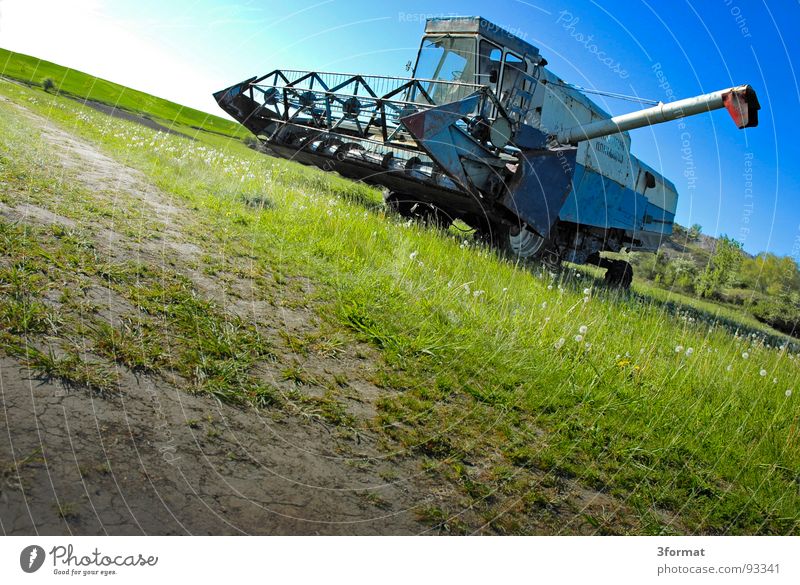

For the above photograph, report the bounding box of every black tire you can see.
[496,222,547,261]
[384,192,452,229]
[384,191,415,217]
[604,260,633,289]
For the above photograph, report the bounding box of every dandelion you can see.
[583,288,591,295]
[675,345,684,353]
[786,389,793,397]
[541,302,547,309]
[685,347,694,356]
[578,325,588,335]
[726,364,732,372]
[585,342,592,350]
[773,378,778,384]
[473,290,484,298]
[574,334,583,342]
[409,251,418,260]
[547,284,553,290]
[502,287,508,293]
[760,369,767,377]
[554,337,565,349]
[742,352,749,359]
[583,296,590,303]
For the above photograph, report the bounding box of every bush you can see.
[750,298,800,336]
[41,78,55,93]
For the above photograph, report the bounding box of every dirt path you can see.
[0,102,435,535]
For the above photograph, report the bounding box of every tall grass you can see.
[1,78,798,534]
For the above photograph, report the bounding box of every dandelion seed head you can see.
[578,325,588,335]
[583,288,591,295]
[760,369,767,377]
[583,296,590,303]
[585,342,592,350]
[541,302,547,309]
[726,364,732,371]
[554,337,565,349]
[685,347,694,356]
[574,334,583,342]
[773,377,778,384]
[786,389,793,397]
[409,251,418,260]
[742,352,749,359]
[675,345,684,353]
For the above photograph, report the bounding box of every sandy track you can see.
[0,103,434,535]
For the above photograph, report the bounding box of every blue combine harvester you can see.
[214,16,759,287]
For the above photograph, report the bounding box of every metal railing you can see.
[243,69,484,145]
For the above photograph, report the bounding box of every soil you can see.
[0,101,435,535]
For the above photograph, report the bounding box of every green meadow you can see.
[1,50,797,534]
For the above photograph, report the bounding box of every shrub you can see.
[750,298,800,336]
[42,78,55,93]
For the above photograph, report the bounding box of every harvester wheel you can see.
[384,192,415,217]
[500,223,547,260]
[604,260,633,289]
[384,192,452,229]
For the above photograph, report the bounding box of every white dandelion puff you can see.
[554,337,565,349]
[685,347,694,356]
[574,334,583,342]
[409,250,418,260]
[760,369,767,377]
[675,345,684,353]
[786,389,793,397]
[742,352,749,359]
[578,325,588,335]
[583,288,591,295]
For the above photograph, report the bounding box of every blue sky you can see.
[1,0,798,257]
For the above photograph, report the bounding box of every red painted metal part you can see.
[723,85,761,129]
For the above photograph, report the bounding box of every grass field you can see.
[0,47,247,141]
[1,51,798,535]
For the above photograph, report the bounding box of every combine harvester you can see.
[214,16,759,287]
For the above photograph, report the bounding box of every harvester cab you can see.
[214,16,760,287]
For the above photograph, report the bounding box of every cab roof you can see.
[425,16,541,61]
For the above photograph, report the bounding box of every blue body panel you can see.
[559,164,672,237]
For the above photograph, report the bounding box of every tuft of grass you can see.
[23,346,119,396]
